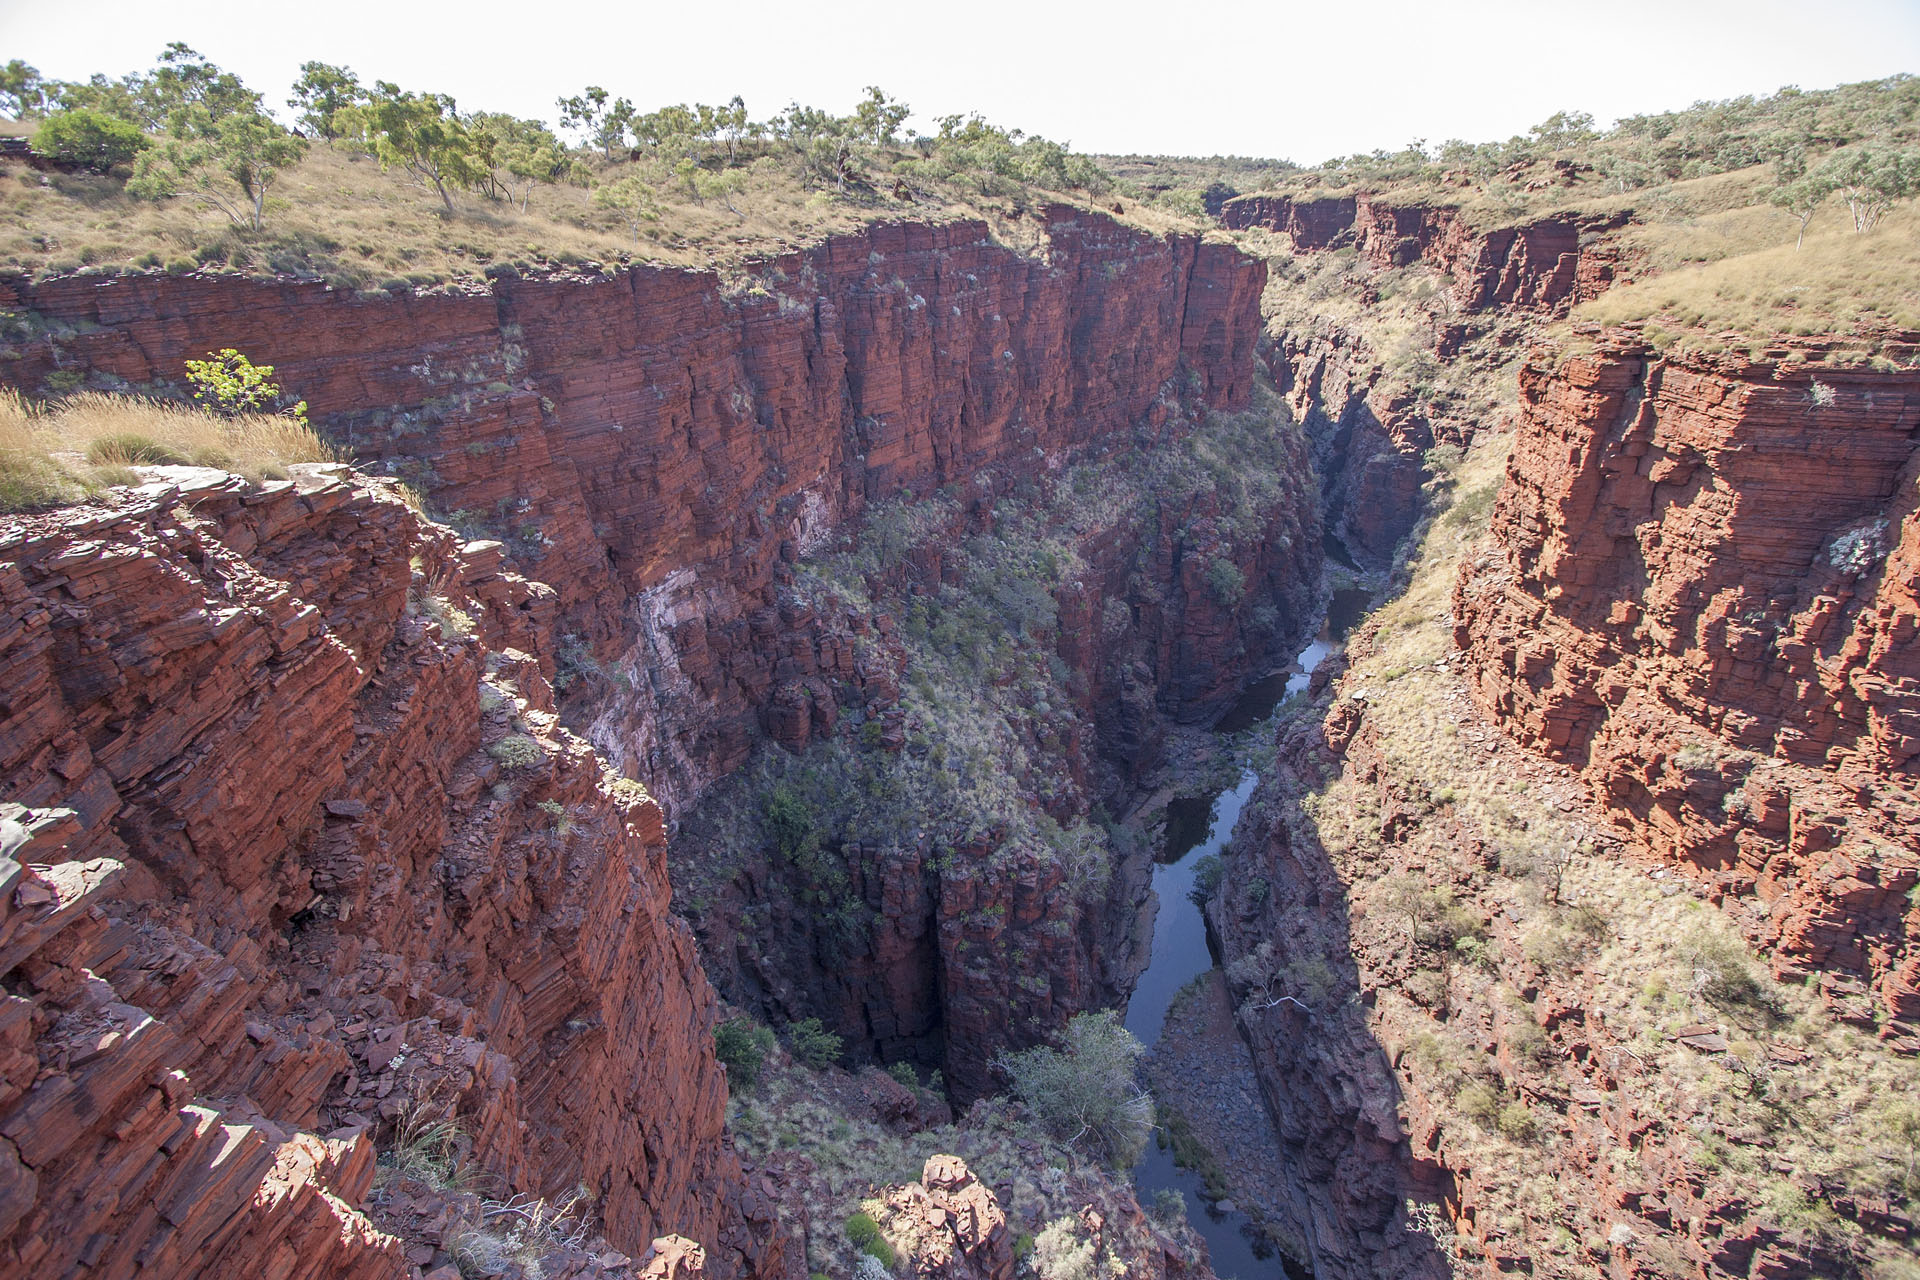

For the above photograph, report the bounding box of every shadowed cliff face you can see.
[1231,193,1624,571]
[1455,341,1920,1034]
[674,402,1324,1103]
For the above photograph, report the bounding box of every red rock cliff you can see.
[1220,193,1620,314]
[1454,338,1920,1036]
[0,469,783,1279]
[0,208,1267,815]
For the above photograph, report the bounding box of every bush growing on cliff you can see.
[997,1010,1152,1169]
[787,1016,843,1069]
[715,1016,776,1089]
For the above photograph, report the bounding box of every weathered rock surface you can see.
[1454,338,1920,1035]
[874,1156,1013,1280]
[0,471,782,1278]
[0,208,1267,817]
[683,414,1324,1101]
[1221,194,1621,315]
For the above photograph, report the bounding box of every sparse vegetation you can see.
[0,387,341,511]
[2,48,1151,287]
[997,1011,1153,1170]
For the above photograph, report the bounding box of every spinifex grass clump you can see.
[0,390,343,512]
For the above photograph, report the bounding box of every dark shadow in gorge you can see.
[1205,528,1456,1280]
[662,392,1327,1106]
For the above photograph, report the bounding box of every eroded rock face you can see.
[1220,194,1621,315]
[0,471,782,1278]
[875,1156,1013,1280]
[0,208,1267,816]
[1454,339,1920,1035]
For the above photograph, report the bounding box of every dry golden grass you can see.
[0,390,342,512]
[5,138,1206,289]
[1575,202,1920,354]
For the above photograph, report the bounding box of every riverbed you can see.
[1123,587,1368,1279]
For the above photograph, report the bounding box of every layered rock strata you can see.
[0,468,781,1279]
[0,207,1266,815]
[1221,194,1621,315]
[1228,192,1622,566]
[1454,338,1920,1033]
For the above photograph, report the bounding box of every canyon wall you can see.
[1229,193,1623,566]
[1454,336,1920,1037]
[0,469,783,1279]
[0,210,1298,1271]
[1220,194,1620,315]
[682,416,1323,1101]
[0,207,1266,815]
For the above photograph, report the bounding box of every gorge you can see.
[2,73,1918,1280]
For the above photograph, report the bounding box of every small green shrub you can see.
[34,108,149,171]
[1497,1101,1539,1143]
[1458,1081,1501,1128]
[1186,854,1223,910]
[714,1017,776,1089]
[486,734,543,769]
[1204,556,1246,606]
[846,1211,896,1267]
[885,1061,918,1089]
[787,1016,843,1069]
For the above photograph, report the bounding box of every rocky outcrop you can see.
[874,1156,1013,1280]
[1208,691,1450,1280]
[0,207,1267,816]
[1263,325,1436,566]
[1453,335,1920,1037]
[0,469,783,1278]
[1233,192,1619,569]
[1221,193,1621,315]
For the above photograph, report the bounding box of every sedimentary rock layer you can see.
[0,469,781,1279]
[1220,193,1620,314]
[1,207,1267,814]
[1454,338,1920,1032]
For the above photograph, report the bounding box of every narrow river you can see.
[1124,588,1369,1280]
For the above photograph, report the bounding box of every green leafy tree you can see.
[467,112,569,211]
[129,106,307,229]
[1816,144,1920,233]
[0,60,51,117]
[32,108,149,171]
[593,167,662,240]
[712,94,752,161]
[997,1010,1152,1169]
[343,83,484,214]
[131,43,258,131]
[1768,149,1837,249]
[287,61,363,140]
[1528,109,1598,150]
[182,349,307,421]
[50,44,257,133]
[851,86,909,146]
[558,86,634,159]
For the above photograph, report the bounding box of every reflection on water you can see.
[1124,590,1371,1280]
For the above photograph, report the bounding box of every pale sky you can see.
[3,0,1917,162]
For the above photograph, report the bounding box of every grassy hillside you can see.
[1,47,1212,290]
